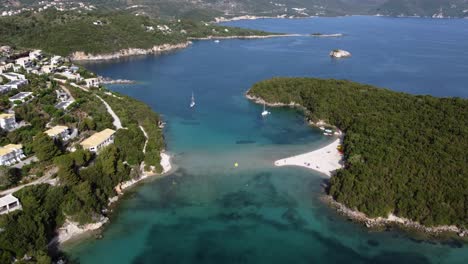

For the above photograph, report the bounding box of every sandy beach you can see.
[55,152,173,245]
[275,137,343,176]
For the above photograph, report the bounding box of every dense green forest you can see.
[248,78,467,228]
[0,10,272,56]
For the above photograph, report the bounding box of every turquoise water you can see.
[67,17,468,263]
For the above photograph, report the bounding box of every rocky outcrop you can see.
[70,42,192,61]
[329,49,351,58]
[54,216,109,244]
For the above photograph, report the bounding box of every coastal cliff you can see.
[70,42,192,61]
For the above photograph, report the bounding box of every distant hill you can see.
[0,9,272,56]
[1,0,467,19]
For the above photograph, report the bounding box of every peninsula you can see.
[0,10,281,60]
[247,77,467,235]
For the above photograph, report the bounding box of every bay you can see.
[66,16,468,263]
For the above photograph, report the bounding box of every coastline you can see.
[274,136,343,177]
[188,34,303,41]
[246,92,468,238]
[323,195,468,238]
[55,152,173,245]
[70,42,192,61]
[213,14,312,23]
[70,34,304,61]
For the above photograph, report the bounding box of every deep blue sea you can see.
[66,17,468,263]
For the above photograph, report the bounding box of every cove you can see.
[66,16,468,263]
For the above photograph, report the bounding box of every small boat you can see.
[214,40,220,43]
[261,102,270,117]
[190,92,195,108]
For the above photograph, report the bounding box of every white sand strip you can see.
[275,138,343,176]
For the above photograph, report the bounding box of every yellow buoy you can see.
[234,162,239,167]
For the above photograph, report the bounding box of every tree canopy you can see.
[248,77,467,228]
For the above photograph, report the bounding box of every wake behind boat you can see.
[190,92,195,108]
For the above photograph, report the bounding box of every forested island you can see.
[247,78,467,230]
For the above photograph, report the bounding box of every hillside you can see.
[0,9,273,56]
[247,77,467,228]
[1,0,468,18]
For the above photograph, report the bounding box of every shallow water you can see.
[66,16,468,263]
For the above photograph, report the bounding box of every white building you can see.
[55,100,74,110]
[0,113,18,131]
[57,72,82,82]
[0,194,22,215]
[15,57,31,68]
[41,64,56,74]
[29,50,43,60]
[2,72,26,81]
[9,92,33,103]
[51,55,63,65]
[0,144,25,166]
[45,125,70,141]
[80,128,115,153]
[84,78,99,88]
[1,79,28,92]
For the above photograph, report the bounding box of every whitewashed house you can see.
[29,50,43,60]
[15,57,31,68]
[57,72,82,82]
[2,72,26,81]
[0,144,25,166]
[9,92,33,103]
[2,79,28,91]
[0,113,18,131]
[41,64,56,74]
[0,194,22,215]
[45,125,70,141]
[51,56,63,65]
[84,78,99,88]
[80,129,115,153]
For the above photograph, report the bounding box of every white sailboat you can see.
[261,102,270,117]
[190,92,195,108]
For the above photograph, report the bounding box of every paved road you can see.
[139,125,148,153]
[96,95,123,130]
[12,155,38,169]
[0,166,59,196]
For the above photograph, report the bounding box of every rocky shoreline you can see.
[245,93,302,108]
[69,34,305,61]
[189,34,302,41]
[323,196,468,238]
[70,42,192,61]
[246,93,467,238]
